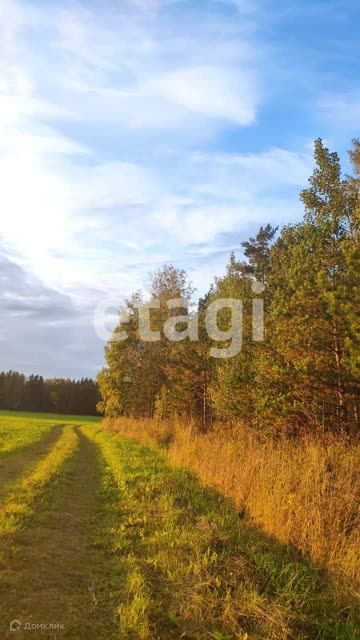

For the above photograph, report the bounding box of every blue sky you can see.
[0,0,359,377]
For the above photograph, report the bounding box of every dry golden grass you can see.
[106,417,360,590]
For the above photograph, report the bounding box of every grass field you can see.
[0,412,358,639]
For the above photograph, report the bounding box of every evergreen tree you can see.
[97,139,359,436]
[255,139,359,433]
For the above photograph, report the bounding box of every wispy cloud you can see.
[1,0,356,376]
[0,0,265,292]
[317,92,360,135]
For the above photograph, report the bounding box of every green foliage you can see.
[98,266,202,422]
[240,223,278,282]
[98,138,360,435]
[208,257,255,422]
[255,139,360,433]
[0,371,99,415]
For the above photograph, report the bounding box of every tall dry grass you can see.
[105,417,360,590]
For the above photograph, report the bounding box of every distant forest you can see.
[98,139,360,435]
[0,371,99,416]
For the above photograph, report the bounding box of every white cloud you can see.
[190,147,313,191]
[0,0,314,375]
[0,123,88,155]
[0,0,264,271]
[44,0,260,132]
[0,133,308,300]
[215,0,258,11]
[146,65,258,124]
[318,92,360,130]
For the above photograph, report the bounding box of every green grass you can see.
[0,413,358,639]
[0,424,78,541]
[0,410,100,460]
[0,411,99,459]
[0,409,101,423]
[84,425,359,640]
[0,415,56,458]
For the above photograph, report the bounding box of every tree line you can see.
[0,371,99,416]
[98,138,360,435]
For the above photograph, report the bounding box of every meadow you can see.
[106,418,360,589]
[0,411,358,639]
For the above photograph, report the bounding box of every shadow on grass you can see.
[117,436,359,640]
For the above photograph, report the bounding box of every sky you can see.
[0,0,359,378]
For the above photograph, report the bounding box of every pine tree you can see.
[255,139,359,433]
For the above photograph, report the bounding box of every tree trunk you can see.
[331,320,345,420]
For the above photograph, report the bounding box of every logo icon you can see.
[9,620,22,632]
